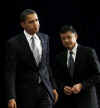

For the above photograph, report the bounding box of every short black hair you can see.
[59,25,77,34]
[20,9,37,22]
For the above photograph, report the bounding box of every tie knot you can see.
[31,36,36,44]
[31,36,34,40]
[70,51,73,55]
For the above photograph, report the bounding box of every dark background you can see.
[1,0,100,107]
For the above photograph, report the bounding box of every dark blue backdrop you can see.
[1,0,100,107]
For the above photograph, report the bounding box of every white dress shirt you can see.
[67,43,78,67]
[24,30,42,83]
[24,30,42,61]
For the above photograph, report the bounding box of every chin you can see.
[67,46,73,50]
[31,31,37,34]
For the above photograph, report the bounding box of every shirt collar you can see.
[24,30,38,41]
[68,43,78,55]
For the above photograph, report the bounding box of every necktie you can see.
[68,51,74,79]
[31,36,41,83]
[31,36,41,66]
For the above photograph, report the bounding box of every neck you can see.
[68,43,77,51]
[25,30,36,36]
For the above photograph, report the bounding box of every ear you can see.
[20,22,25,29]
[75,33,78,40]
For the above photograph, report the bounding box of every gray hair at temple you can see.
[20,9,38,22]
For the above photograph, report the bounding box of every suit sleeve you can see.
[53,55,65,93]
[46,35,57,89]
[5,41,17,101]
[81,48,100,90]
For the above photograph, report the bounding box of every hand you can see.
[52,89,59,104]
[64,86,72,95]
[72,83,83,94]
[8,99,17,108]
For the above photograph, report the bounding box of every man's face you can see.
[60,31,78,50]
[21,13,40,35]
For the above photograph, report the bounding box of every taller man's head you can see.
[59,25,78,50]
[20,9,40,35]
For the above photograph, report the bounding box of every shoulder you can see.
[6,32,24,50]
[7,32,24,44]
[37,32,49,39]
[37,32,48,36]
[78,44,97,55]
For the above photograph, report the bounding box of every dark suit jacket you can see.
[5,32,56,103]
[54,45,100,108]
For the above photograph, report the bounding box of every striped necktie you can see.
[31,36,41,65]
[68,51,74,79]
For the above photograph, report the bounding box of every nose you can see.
[34,20,39,25]
[32,21,38,28]
[65,38,69,42]
[34,20,37,25]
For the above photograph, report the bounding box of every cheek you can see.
[33,23,40,29]
[37,21,40,25]
[37,23,40,29]
[26,24,32,29]
[71,37,76,43]
[62,41,68,47]
[35,21,40,27]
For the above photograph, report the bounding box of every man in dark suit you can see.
[0,43,5,107]
[5,9,58,108]
[54,25,100,108]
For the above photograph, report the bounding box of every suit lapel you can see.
[20,32,45,67]
[60,50,68,69]
[60,47,81,70]
[74,45,82,77]
[20,32,38,67]
[74,45,81,66]
[61,50,73,80]
[37,33,45,64]
[64,51,68,67]
[65,45,81,79]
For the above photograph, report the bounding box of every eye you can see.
[35,19,39,22]
[29,20,34,24]
[67,35,72,39]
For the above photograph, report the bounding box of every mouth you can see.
[34,27,39,31]
[64,43,72,48]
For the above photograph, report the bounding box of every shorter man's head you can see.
[59,25,78,50]
[20,9,40,35]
